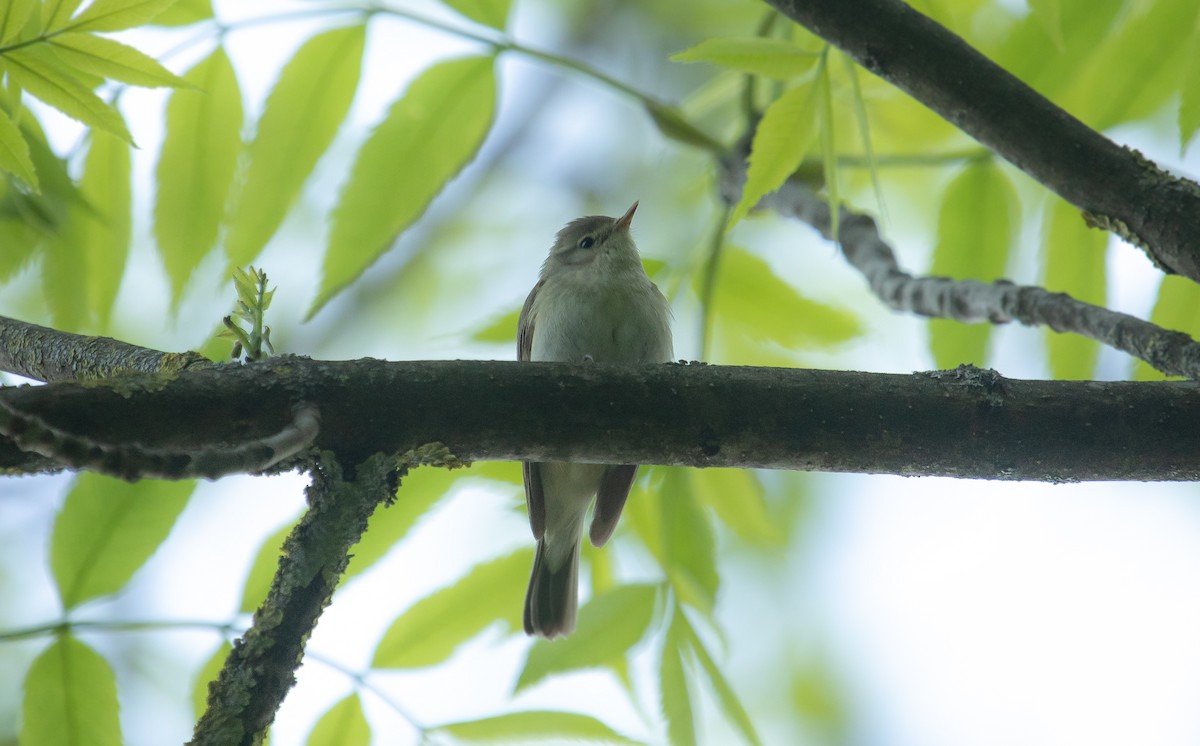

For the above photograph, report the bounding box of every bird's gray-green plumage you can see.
[517,202,673,638]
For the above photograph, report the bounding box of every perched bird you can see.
[517,202,673,638]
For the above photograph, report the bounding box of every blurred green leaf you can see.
[517,584,657,691]
[345,461,518,582]
[434,711,642,744]
[225,24,366,266]
[52,475,194,609]
[1181,28,1200,154]
[791,657,848,742]
[44,0,86,31]
[5,46,132,143]
[1134,275,1200,380]
[690,468,780,545]
[153,0,212,26]
[660,469,718,615]
[373,548,533,668]
[239,519,295,613]
[78,130,132,330]
[308,694,371,746]
[0,0,37,43]
[1027,0,1063,49]
[660,610,695,746]
[441,0,511,30]
[471,308,520,343]
[818,61,838,240]
[154,47,242,302]
[730,77,819,226]
[65,0,179,32]
[21,636,121,746]
[1042,198,1106,379]
[48,33,189,88]
[672,37,820,79]
[0,107,36,191]
[680,614,761,746]
[0,215,41,281]
[1062,0,1198,129]
[310,55,496,319]
[623,470,665,564]
[699,246,861,349]
[928,161,1016,368]
[192,642,230,719]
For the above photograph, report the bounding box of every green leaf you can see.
[1062,0,1198,129]
[1027,0,1063,49]
[470,308,520,343]
[5,46,132,143]
[44,129,131,330]
[435,711,642,744]
[0,106,36,188]
[44,0,86,32]
[818,61,838,241]
[79,131,132,330]
[48,32,189,88]
[64,0,180,32]
[345,461,517,582]
[729,77,820,226]
[154,47,242,302]
[310,55,496,319]
[51,475,194,609]
[1042,198,1107,379]
[308,694,371,746]
[0,0,37,44]
[441,0,512,30]
[660,611,695,746]
[698,246,861,349]
[152,0,211,26]
[660,469,718,614]
[1135,275,1200,380]
[517,584,657,691]
[928,161,1016,368]
[192,642,230,719]
[791,658,848,742]
[226,24,365,266]
[0,215,41,281]
[373,548,533,669]
[21,636,121,746]
[1181,28,1200,154]
[239,520,295,613]
[680,615,761,746]
[672,37,820,80]
[690,468,780,545]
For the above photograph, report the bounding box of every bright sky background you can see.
[4,1,1200,745]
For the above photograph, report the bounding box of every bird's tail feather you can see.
[524,538,579,639]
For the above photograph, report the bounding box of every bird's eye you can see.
[578,236,596,249]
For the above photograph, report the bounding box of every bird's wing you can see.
[518,279,545,539]
[589,465,639,547]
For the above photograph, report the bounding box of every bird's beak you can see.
[614,201,638,232]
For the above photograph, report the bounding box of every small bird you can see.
[517,202,673,638]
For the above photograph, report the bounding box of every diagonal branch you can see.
[190,452,396,746]
[717,152,1200,380]
[761,0,1200,283]
[0,315,211,382]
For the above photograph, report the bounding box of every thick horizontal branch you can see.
[2,357,1198,481]
[763,0,1200,282]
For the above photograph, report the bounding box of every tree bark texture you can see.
[3,357,1198,482]
[762,0,1200,281]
